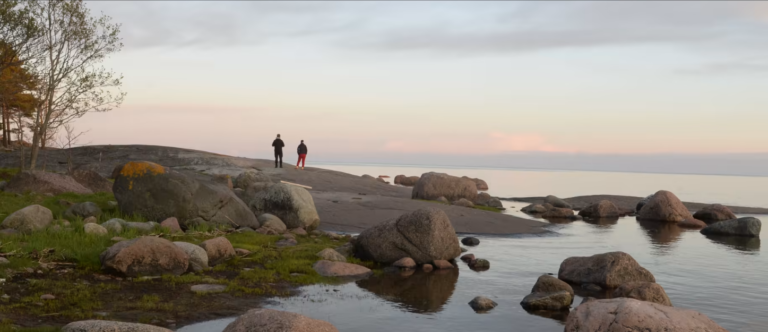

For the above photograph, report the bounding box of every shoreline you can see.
[505,195,768,215]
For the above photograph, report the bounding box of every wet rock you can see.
[460,254,475,262]
[693,204,737,223]
[578,200,619,219]
[222,308,339,332]
[469,259,490,270]
[276,238,298,247]
[160,217,183,233]
[258,213,286,233]
[468,296,497,312]
[558,251,655,288]
[393,257,416,269]
[101,218,125,233]
[677,218,707,229]
[63,320,173,332]
[433,260,454,269]
[1,205,53,233]
[581,283,602,292]
[198,237,235,266]
[564,298,727,332]
[638,190,693,222]
[545,195,571,209]
[173,242,209,273]
[316,248,346,262]
[462,176,489,191]
[84,223,108,235]
[191,284,227,294]
[412,172,478,202]
[4,171,92,195]
[613,282,672,306]
[70,169,113,193]
[100,237,188,277]
[451,198,475,208]
[461,237,480,246]
[394,175,420,187]
[355,208,461,264]
[520,291,573,311]
[522,204,548,214]
[64,202,102,220]
[701,217,761,238]
[542,207,576,219]
[422,264,434,272]
[250,184,320,231]
[312,260,372,278]
[531,274,574,295]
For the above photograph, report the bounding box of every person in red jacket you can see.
[295,140,308,170]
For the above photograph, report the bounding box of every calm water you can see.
[180,165,768,332]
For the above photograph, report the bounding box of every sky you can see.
[73,1,768,175]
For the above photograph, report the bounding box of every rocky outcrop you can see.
[545,195,571,209]
[113,161,258,229]
[355,208,461,264]
[1,205,53,233]
[62,320,173,332]
[250,183,320,230]
[542,207,577,219]
[613,282,672,306]
[564,298,727,332]
[693,204,737,223]
[701,217,761,238]
[522,204,547,214]
[258,213,286,232]
[468,296,497,311]
[394,175,420,186]
[451,198,474,208]
[558,251,655,288]
[174,241,209,273]
[69,169,113,193]
[199,237,236,266]
[578,200,619,219]
[312,260,372,278]
[4,171,92,195]
[412,172,478,202]
[638,190,693,222]
[64,202,102,220]
[520,275,574,311]
[462,176,488,191]
[100,237,188,277]
[223,309,339,332]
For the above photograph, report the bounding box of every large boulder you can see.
[4,171,92,195]
[638,190,693,222]
[113,161,258,229]
[394,175,420,187]
[522,204,547,214]
[99,236,189,277]
[693,204,737,223]
[412,172,478,202]
[545,195,571,209]
[613,282,672,306]
[355,208,461,264]
[1,205,53,233]
[64,202,102,220]
[520,275,574,311]
[234,170,273,191]
[558,251,655,288]
[199,237,236,266]
[700,217,761,238]
[69,169,113,193]
[462,176,488,191]
[63,320,173,332]
[579,200,619,219]
[564,298,727,332]
[173,241,209,272]
[223,308,339,332]
[250,183,320,230]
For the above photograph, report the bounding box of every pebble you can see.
[40,294,55,300]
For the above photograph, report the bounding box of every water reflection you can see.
[356,269,459,314]
[524,308,569,324]
[636,219,683,246]
[704,234,761,253]
[582,217,620,228]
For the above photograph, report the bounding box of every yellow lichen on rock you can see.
[120,161,166,178]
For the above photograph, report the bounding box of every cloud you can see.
[679,58,768,75]
[383,132,572,155]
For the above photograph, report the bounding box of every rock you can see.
[222,308,339,332]
[1,205,53,233]
[474,192,493,206]
[578,200,619,219]
[40,294,55,300]
[100,237,188,277]
[83,216,97,224]
[461,237,480,246]
[276,238,298,247]
[316,248,346,262]
[258,214,286,232]
[334,243,354,258]
[173,242,209,273]
[64,202,102,220]
[4,171,92,195]
[638,190,693,222]
[520,291,573,311]
[436,196,449,204]
[412,172,478,202]
[213,174,233,190]
[84,223,108,235]
[159,217,183,233]
[545,195,571,209]
[70,169,113,193]
[422,264,434,272]
[613,282,672,306]
[693,204,737,223]
[460,254,475,262]
[237,227,255,233]
[63,321,173,332]
[582,283,602,292]
[558,251,655,288]
[355,208,462,264]
[312,260,373,278]
[362,174,376,180]
[487,198,504,209]
[249,184,320,231]
[394,175,420,187]
[191,284,227,294]
[701,217,761,237]
[462,176,489,191]
[0,229,19,235]
[433,260,454,269]
[392,257,416,269]
[101,218,126,233]
[289,228,307,236]
[468,296,497,311]
[542,207,576,219]
[376,177,389,184]
[256,227,279,236]
[678,218,707,229]
[564,298,727,332]
[531,274,574,295]
[469,259,490,270]
[113,161,258,229]
[124,222,158,233]
[0,257,9,264]
[0,180,6,191]
[234,170,273,191]
[522,204,548,214]
[198,237,236,266]
[451,198,474,208]
[580,297,597,305]
[636,194,653,212]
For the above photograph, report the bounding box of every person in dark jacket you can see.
[272,134,285,168]
[296,140,308,170]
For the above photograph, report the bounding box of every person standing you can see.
[272,134,285,168]
[296,140,308,170]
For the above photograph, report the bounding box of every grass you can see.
[0,321,60,332]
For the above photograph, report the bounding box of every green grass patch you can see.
[0,320,60,332]
[0,167,19,182]
[473,205,503,213]
[0,278,118,320]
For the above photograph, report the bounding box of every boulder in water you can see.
[99,237,188,277]
[412,172,478,203]
[693,204,737,223]
[1,205,53,233]
[558,251,655,288]
[522,204,547,214]
[578,200,619,219]
[223,308,339,332]
[637,190,693,222]
[542,207,576,219]
[5,171,92,195]
[468,296,498,312]
[461,237,480,246]
[545,195,571,209]
[700,217,761,238]
[250,183,320,230]
[613,282,672,306]
[520,274,574,311]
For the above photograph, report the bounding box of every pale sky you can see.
[75,1,768,169]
